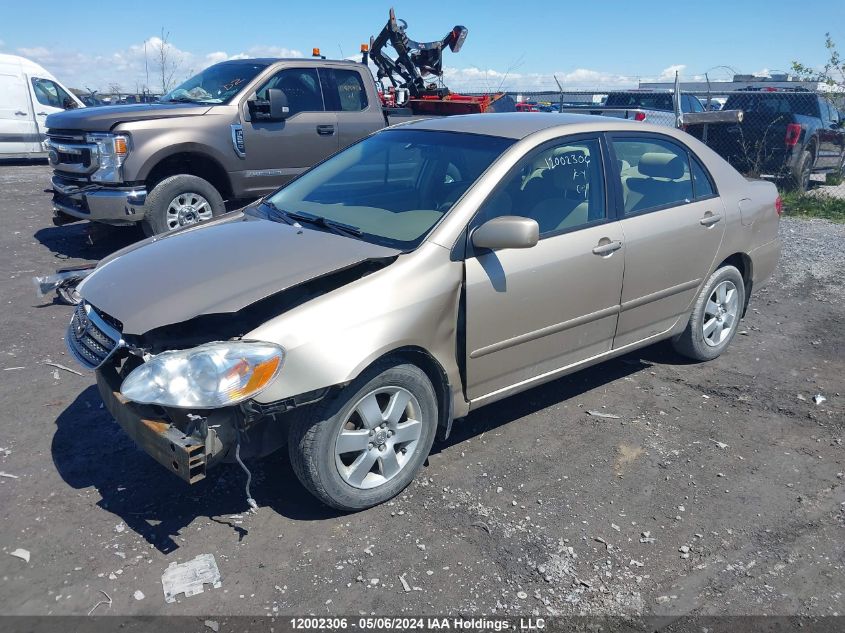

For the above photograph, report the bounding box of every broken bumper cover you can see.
[96,366,211,483]
[51,175,146,225]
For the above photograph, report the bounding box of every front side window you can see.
[160,62,268,104]
[264,130,514,249]
[612,137,693,214]
[321,69,368,112]
[31,77,73,109]
[255,68,324,115]
[476,137,606,236]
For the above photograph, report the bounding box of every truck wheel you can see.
[787,150,812,193]
[142,174,225,236]
[672,265,745,362]
[289,361,438,511]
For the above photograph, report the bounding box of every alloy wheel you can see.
[702,280,739,347]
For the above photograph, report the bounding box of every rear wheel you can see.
[787,150,812,192]
[289,361,438,511]
[141,174,225,236]
[672,265,745,361]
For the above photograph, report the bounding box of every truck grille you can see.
[65,301,123,370]
[46,132,98,176]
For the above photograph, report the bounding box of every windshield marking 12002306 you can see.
[262,130,515,249]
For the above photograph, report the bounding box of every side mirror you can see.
[471,216,539,251]
[63,98,79,110]
[248,88,290,121]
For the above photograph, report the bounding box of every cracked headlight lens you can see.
[120,341,284,408]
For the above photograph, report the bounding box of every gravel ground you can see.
[0,163,843,619]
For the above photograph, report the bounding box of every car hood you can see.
[46,103,212,132]
[79,215,400,335]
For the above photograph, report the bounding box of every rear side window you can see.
[606,93,673,111]
[320,69,368,112]
[31,77,73,109]
[722,93,819,117]
[690,156,715,199]
[611,137,693,214]
[255,68,324,115]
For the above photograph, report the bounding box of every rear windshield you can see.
[723,93,819,117]
[606,93,674,111]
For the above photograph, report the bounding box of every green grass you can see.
[779,189,845,222]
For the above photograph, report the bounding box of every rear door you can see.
[239,66,339,197]
[319,67,384,151]
[0,72,40,156]
[608,133,726,349]
[464,135,625,401]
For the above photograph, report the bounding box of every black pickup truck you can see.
[704,89,845,191]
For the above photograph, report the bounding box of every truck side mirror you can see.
[248,88,290,122]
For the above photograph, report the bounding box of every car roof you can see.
[401,112,655,140]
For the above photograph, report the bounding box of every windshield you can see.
[160,61,269,104]
[264,130,515,249]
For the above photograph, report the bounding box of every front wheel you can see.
[141,174,225,236]
[289,361,438,511]
[672,265,745,361]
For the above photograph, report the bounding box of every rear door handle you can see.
[700,213,723,226]
[316,125,335,136]
[592,240,623,255]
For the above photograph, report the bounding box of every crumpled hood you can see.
[46,103,211,132]
[79,216,400,335]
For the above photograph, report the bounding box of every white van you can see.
[0,54,84,159]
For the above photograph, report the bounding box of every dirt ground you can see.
[0,163,842,619]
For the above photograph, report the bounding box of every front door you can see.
[0,72,39,156]
[608,134,726,349]
[28,76,74,141]
[239,66,339,198]
[464,136,625,402]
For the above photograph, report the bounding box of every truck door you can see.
[0,72,40,156]
[318,68,385,150]
[28,76,75,140]
[238,66,339,198]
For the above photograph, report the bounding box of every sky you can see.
[1,0,842,93]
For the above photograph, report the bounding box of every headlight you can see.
[86,132,130,183]
[120,341,284,408]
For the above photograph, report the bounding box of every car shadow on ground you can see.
[51,343,694,552]
[34,222,141,262]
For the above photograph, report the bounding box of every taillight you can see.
[634,111,646,122]
[775,196,783,216]
[785,124,801,147]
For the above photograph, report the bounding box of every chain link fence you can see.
[488,88,844,185]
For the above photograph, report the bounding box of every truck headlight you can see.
[120,341,284,408]
[86,133,130,183]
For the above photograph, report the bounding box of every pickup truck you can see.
[559,91,707,127]
[702,89,845,191]
[45,58,420,235]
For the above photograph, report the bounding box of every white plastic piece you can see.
[161,554,222,603]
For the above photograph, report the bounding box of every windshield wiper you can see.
[286,211,362,238]
[160,96,200,104]
[258,200,301,227]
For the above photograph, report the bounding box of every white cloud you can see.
[15,39,303,93]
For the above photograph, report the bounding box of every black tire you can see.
[141,174,225,236]
[786,150,812,193]
[289,361,438,511]
[672,265,745,362]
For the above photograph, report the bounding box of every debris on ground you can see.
[9,548,30,563]
[161,554,222,604]
[586,410,621,419]
[204,621,220,632]
[709,439,729,449]
[114,523,125,534]
[87,590,112,615]
[813,394,827,405]
[133,590,145,601]
[471,521,491,534]
[0,472,19,479]
[44,361,83,376]
[399,574,412,593]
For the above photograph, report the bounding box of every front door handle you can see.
[37,112,48,116]
[14,111,27,116]
[316,125,335,136]
[700,213,723,226]
[592,240,623,256]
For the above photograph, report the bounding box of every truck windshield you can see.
[263,129,515,250]
[159,61,269,104]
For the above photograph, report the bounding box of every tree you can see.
[152,28,183,94]
[792,32,845,102]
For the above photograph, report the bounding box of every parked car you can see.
[0,54,84,159]
[65,113,781,511]
[703,89,845,191]
[560,91,706,127]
